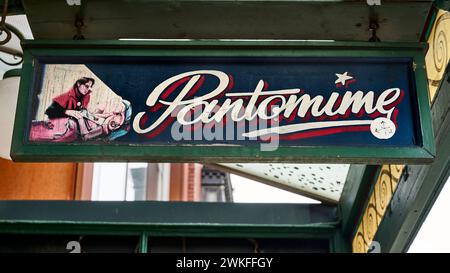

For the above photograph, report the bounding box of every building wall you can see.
[0,158,77,200]
[169,163,202,201]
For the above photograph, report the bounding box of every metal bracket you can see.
[369,21,381,42]
[73,16,85,40]
[0,0,12,45]
[402,165,410,182]
[0,0,24,66]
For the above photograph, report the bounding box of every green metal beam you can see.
[331,230,352,253]
[0,201,338,238]
[339,165,380,238]
[435,0,450,10]
[374,64,450,252]
[0,201,337,225]
[139,232,148,253]
[420,2,439,42]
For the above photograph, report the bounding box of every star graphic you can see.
[335,72,354,86]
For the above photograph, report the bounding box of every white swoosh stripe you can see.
[242,120,373,138]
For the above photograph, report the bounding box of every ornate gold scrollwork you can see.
[353,225,366,253]
[375,166,393,217]
[432,13,450,73]
[426,11,450,101]
[363,201,379,243]
[352,165,404,253]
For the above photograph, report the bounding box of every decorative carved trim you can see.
[352,165,404,253]
[432,13,450,73]
[426,10,450,102]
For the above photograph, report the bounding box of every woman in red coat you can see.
[45,77,95,119]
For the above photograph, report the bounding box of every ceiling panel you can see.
[216,163,350,203]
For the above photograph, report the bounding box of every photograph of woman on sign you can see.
[29,65,132,143]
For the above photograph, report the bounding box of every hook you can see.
[0,52,23,66]
[368,21,381,42]
[402,166,410,182]
[73,16,85,40]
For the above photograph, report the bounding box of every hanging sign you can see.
[11,41,435,163]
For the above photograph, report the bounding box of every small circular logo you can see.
[370,117,396,139]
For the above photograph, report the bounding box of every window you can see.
[91,163,170,201]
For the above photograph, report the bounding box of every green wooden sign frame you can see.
[11,40,435,163]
